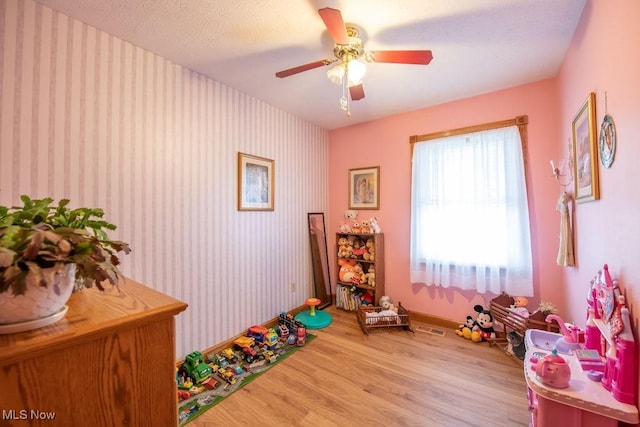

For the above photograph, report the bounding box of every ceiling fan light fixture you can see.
[326,64,345,84]
[347,59,366,85]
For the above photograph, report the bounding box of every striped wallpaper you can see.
[0,0,330,357]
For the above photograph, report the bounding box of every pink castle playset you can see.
[524,264,638,427]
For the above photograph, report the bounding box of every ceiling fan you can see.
[275,7,433,113]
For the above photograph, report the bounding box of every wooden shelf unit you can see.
[335,232,385,311]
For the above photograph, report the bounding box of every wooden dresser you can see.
[0,278,187,426]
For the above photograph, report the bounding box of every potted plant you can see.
[0,195,131,329]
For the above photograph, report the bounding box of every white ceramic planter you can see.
[0,263,76,326]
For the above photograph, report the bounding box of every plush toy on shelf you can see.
[338,258,358,283]
[365,265,375,287]
[337,209,358,233]
[337,236,350,258]
[369,217,381,234]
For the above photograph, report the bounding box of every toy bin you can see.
[357,302,413,335]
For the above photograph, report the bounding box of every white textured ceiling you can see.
[34,0,586,130]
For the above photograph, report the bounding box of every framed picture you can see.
[571,92,599,203]
[599,114,616,168]
[237,152,274,211]
[348,166,379,210]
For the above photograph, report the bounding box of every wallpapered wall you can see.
[0,0,329,357]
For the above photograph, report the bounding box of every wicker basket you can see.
[489,293,560,338]
[357,302,413,335]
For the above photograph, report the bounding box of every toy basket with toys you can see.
[357,302,413,335]
[489,292,560,339]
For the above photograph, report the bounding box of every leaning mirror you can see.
[307,213,332,309]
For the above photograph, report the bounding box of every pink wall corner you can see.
[329,79,566,323]
[557,0,640,408]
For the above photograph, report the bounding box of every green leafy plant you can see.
[0,195,131,295]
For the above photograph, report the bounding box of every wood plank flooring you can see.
[190,306,530,427]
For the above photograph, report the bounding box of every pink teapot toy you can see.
[531,349,571,388]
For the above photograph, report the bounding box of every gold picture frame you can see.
[237,152,274,211]
[348,166,380,210]
[572,93,599,203]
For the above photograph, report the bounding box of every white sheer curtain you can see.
[410,125,533,296]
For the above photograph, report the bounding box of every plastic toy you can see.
[179,351,213,384]
[294,298,333,329]
[296,327,306,346]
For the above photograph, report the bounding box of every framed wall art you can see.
[599,114,616,168]
[237,152,274,211]
[571,92,599,203]
[348,166,379,210]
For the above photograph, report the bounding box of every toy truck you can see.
[233,336,255,349]
[179,351,213,384]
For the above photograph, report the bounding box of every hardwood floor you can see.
[191,306,530,427]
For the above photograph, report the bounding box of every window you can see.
[410,121,533,296]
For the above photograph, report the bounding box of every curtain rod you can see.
[409,115,528,144]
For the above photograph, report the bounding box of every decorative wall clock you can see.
[599,114,616,168]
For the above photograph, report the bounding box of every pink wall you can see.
[330,0,640,410]
[329,79,565,322]
[557,0,640,409]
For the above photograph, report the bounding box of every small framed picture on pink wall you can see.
[348,166,379,210]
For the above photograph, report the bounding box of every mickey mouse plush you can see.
[471,304,496,343]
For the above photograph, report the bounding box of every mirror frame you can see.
[307,212,332,309]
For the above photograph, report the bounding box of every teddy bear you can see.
[363,238,375,261]
[338,258,357,283]
[337,209,358,233]
[365,265,375,287]
[379,295,398,313]
[360,220,371,234]
[337,236,350,258]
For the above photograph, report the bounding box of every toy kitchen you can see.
[524,265,639,427]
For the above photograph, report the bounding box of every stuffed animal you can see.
[369,217,381,233]
[506,331,526,360]
[352,263,364,285]
[338,258,358,283]
[337,237,350,258]
[379,295,398,313]
[366,265,375,287]
[455,315,477,339]
[363,238,375,261]
[337,209,358,233]
[471,304,496,342]
[359,291,374,306]
[360,220,371,234]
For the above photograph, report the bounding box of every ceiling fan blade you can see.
[349,84,365,101]
[318,7,349,45]
[369,50,434,65]
[275,59,335,78]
